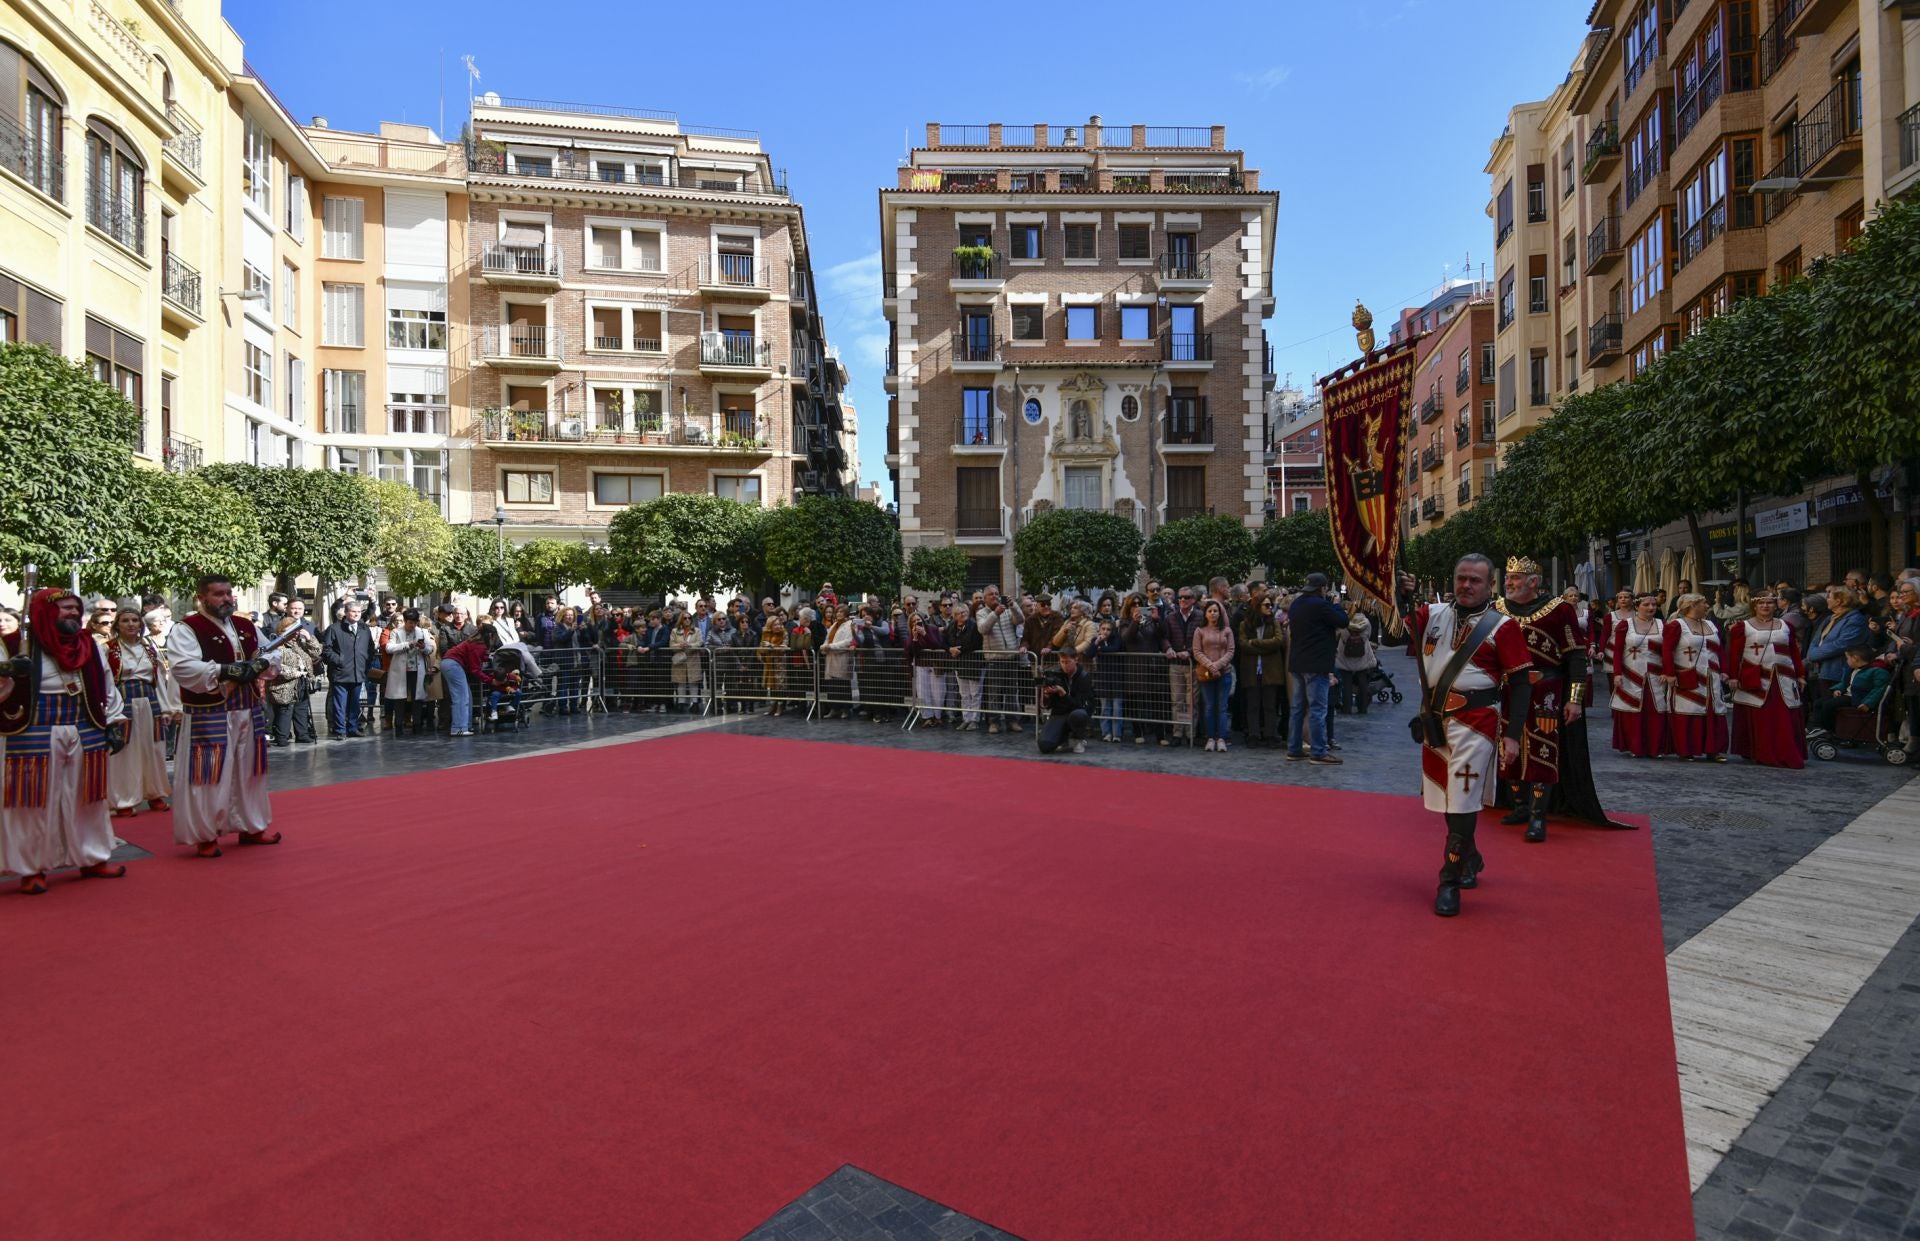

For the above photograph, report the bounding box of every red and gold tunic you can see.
[1494,595,1587,785]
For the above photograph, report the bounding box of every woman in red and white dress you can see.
[1662,593,1729,760]
[1596,590,1634,699]
[1610,593,1668,757]
[107,607,180,815]
[1727,592,1806,768]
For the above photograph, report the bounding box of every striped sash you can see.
[3,693,109,808]
[183,681,269,786]
[119,677,167,741]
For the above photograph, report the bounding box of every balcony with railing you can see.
[1783,0,1843,40]
[1622,33,1660,100]
[1455,368,1471,395]
[476,323,563,366]
[1419,392,1442,424]
[1759,6,1798,85]
[1421,445,1442,472]
[162,103,203,181]
[699,252,773,296]
[956,411,1004,450]
[87,185,144,255]
[1795,77,1862,181]
[388,402,449,435]
[465,141,788,198]
[1158,251,1211,285]
[1585,216,1623,274]
[481,407,776,451]
[1456,479,1472,505]
[480,243,560,284]
[1162,331,1212,364]
[1676,56,1726,144]
[1583,121,1621,183]
[950,250,1004,284]
[1455,421,1471,449]
[1588,313,1624,364]
[1163,412,1214,448]
[0,114,62,201]
[956,506,1003,538]
[1624,146,1662,206]
[1675,199,1728,271]
[698,332,773,373]
[951,327,1000,368]
[163,432,203,474]
[161,252,202,320]
[1902,103,1920,181]
[1422,494,1444,520]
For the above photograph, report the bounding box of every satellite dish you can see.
[482,92,501,107]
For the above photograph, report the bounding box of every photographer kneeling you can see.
[1038,650,1097,755]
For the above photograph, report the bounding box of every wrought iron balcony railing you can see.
[163,432,203,474]
[0,113,62,201]
[700,334,772,368]
[162,252,202,316]
[1163,413,1214,446]
[1163,331,1212,362]
[481,243,560,279]
[163,103,202,177]
[1159,252,1211,281]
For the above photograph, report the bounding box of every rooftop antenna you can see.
[462,54,480,137]
[437,48,444,142]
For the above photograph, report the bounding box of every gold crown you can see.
[1505,555,1542,575]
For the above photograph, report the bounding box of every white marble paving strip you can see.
[1667,779,1920,1190]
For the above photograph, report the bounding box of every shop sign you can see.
[1754,502,1809,538]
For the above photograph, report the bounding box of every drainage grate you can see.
[1662,805,1777,831]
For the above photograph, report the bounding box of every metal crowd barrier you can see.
[816,645,914,722]
[905,651,1040,729]
[708,646,817,718]
[1030,649,1198,741]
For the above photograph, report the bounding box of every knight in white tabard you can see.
[0,587,131,894]
[1397,556,1533,918]
[166,575,282,857]
[108,605,179,816]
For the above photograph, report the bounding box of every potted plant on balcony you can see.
[952,244,996,276]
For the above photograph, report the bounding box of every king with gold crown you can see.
[1494,554,1617,839]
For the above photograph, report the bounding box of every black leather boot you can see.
[1500,781,1529,826]
[1524,784,1548,843]
[1458,846,1485,890]
[1435,814,1477,916]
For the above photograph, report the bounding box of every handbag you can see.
[1409,608,1501,746]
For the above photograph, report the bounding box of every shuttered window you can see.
[323,282,364,346]
[322,196,364,259]
[1117,223,1151,260]
[383,189,447,273]
[0,272,62,347]
[1010,302,1043,341]
[1063,223,1096,259]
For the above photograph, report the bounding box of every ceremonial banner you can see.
[1318,340,1418,610]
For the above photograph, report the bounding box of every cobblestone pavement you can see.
[142,679,1916,1241]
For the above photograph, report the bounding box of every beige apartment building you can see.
[1486,53,1589,450]
[881,119,1279,592]
[461,95,848,547]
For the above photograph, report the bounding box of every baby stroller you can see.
[1808,692,1909,766]
[1367,664,1405,706]
[482,646,544,733]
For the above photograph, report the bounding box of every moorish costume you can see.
[166,609,279,853]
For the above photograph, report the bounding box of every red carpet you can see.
[0,734,1692,1240]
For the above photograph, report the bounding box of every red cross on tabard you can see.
[1454,766,1480,795]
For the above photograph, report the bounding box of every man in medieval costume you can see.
[166,575,282,858]
[1400,556,1533,917]
[0,587,130,894]
[1495,556,1622,840]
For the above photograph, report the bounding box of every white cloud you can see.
[1235,65,1292,96]
[822,250,882,304]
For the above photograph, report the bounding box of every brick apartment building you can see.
[881,118,1279,592]
[1491,0,1920,583]
[1385,282,1493,534]
[463,95,849,547]
[1267,388,1326,518]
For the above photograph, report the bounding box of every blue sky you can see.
[229,0,1589,503]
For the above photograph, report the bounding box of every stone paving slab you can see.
[743,1165,1021,1241]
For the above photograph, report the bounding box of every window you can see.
[1495,180,1514,244]
[85,121,145,253]
[1165,231,1197,273]
[713,475,762,505]
[511,151,552,177]
[1526,164,1546,222]
[285,173,306,240]
[1009,222,1044,260]
[84,315,143,416]
[3,43,65,200]
[1528,351,1548,405]
[1623,100,1665,206]
[1498,357,1516,418]
[631,229,662,272]
[590,226,622,268]
[956,467,999,533]
[1560,139,1575,199]
[1729,136,1758,228]
[1622,0,1661,97]
[1628,327,1676,378]
[285,355,305,424]
[1120,394,1139,421]
[243,117,272,215]
[1528,254,1547,313]
[1562,232,1577,289]
[1117,304,1157,340]
[1063,466,1102,511]
[244,340,272,408]
[1836,202,1864,250]
[322,196,364,259]
[962,387,994,444]
[956,222,992,249]
[1292,493,1311,514]
[593,473,662,506]
[1480,342,1495,382]
[1497,269,1515,329]
[323,283,365,346]
[387,306,447,350]
[281,260,298,328]
[1456,348,1471,391]
[1166,465,1206,521]
[1010,302,1044,341]
[1774,248,1801,286]
[504,470,554,504]
[1627,214,1667,314]
[1064,222,1096,259]
[1066,305,1097,341]
[1168,386,1203,439]
[244,261,271,308]
[1118,223,1151,260]
[323,368,366,433]
[1565,330,1579,388]
[1481,398,1497,438]
[1728,270,1761,304]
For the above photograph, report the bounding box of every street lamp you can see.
[493,506,507,598]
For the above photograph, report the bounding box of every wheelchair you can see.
[1808,694,1909,766]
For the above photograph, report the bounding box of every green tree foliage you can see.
[1012,508,1144,593]
[904,544,970,594]
[1142,513,1257,589]
[605,493,765,596]
[365,479,454,600]
[444,524,518,597]
[197,463,378,589]
[514,538,586,596]
[84,469,272,600]
[760,496,902,596]
[0,343,141,579]
[1254,509,1340,585]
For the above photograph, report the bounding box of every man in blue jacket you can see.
[1286,573,1349,763]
